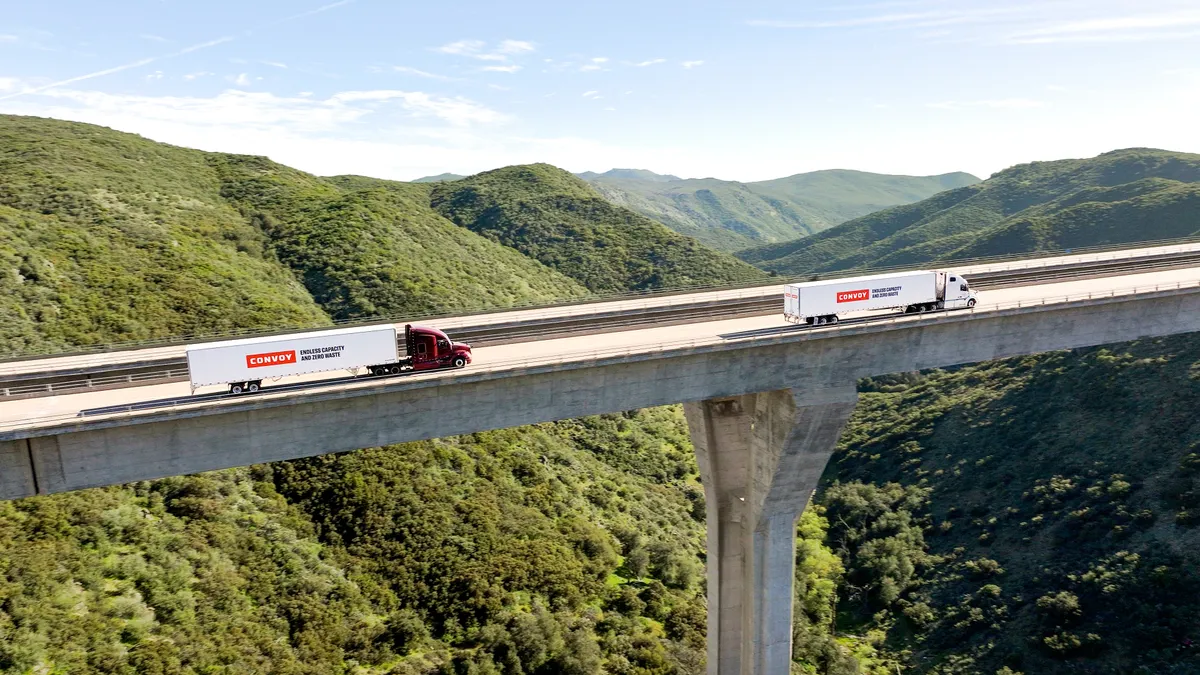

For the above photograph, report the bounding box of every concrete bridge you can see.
[2,246,1200,674]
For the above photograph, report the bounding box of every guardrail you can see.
[2,276,1197,437]
[3,236,1200,364]
[4,247,1200,399]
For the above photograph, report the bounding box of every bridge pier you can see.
[685,385,858,675]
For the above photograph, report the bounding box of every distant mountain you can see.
[737,148,1200,275]
[412,172,466,183]
[580,169,980,252]
[576,168,682,182]
[431,164,767,293]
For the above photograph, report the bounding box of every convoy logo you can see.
[246,350,297,368]
[836,289,870,303]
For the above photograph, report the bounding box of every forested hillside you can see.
[431,164,766,293]
[739,148,1200,274]
[583,168,979,252]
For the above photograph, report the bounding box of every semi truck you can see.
[185,324,472,394]
[784,270,977,326]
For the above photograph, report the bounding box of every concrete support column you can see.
[685,385,858,675]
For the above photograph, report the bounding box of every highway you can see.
[4,240,1200,402]
[1,261,1198,436]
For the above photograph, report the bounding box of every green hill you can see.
[431,164,767,293]
[0,115,331,355]
[584,169,980,252]
[411,173,465,183]
[739,149,1200,274]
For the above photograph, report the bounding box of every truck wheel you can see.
[230,383,244,394]
[247,382,260,393]
[828,315,838,325]
[389,365,401,374]
[968,299,977,308]
[453,356,467,369]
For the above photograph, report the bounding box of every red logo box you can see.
[836,289,869,303]
[246,350,296,368]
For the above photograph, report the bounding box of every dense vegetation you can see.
[430,165,766,293]
[2,115,1199,674]
[817,336,1200,674]
[583,168,978,252]
[0,116,331,355]
[739,149,1200,274]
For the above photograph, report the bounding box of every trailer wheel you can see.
[389,365,401,375]
[828,315,838,325]
[230,383,244,394]
[968,298,977,308]
[453,356,467,369]
[247,382,260,393]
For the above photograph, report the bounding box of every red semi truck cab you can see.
[404,324,472,371]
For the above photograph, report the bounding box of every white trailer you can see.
[784,269,977,325]
[186,325,400,394]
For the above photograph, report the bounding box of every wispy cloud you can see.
[591,57,609,63]
[0,33,235,101]
[0,77,18,91]
[582,90,601,99]
[926,98,1045,110]
[747,3,1200,46]
[390,65,456,81]
[183,71,213,81]
[140,34,169,43]
[632,58,666,67]
[682,60,704,68]
[261,60,288,69]
[145,70,164,81]
[580,64,602,72]
[230,73,253,87]
[482,65,521,73]
[435,39,535,61]
[277,0,355,24]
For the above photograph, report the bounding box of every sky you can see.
[1,0,1198,182]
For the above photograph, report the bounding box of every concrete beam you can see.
[685,385,858,675]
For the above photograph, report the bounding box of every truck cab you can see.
[944,272,978,309]
[405,325,472,371]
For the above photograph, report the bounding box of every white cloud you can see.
[0,77,18,91]
[390,65,455,80]
[230,73,252,87]
[682,60,704,68]
[603,106,616,111]
[277,0,355,24]
[632,58,665,67]
[591,57,608,63]
[435,38,533,62]
[183,71,213,81]
[262,60,288,69]
[498,39,535,54]
[140,34,169,43]
[926,98,1045,110]
[622,90,633,95]
[580,64,602,72]
[482,65,521,73]
[1045,84,1067,91]
[298,91,313,97]
[145,70,164,81]
[488,83,512,91]
[582,90,601,99]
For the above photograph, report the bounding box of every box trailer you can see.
[186,325,401,393]
[784,269,977,325]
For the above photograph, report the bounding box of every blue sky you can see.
[1,0,1198,181]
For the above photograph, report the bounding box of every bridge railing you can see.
[1,276,1197,436]
[4,237,1200,363]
